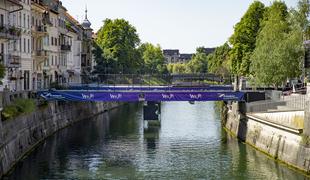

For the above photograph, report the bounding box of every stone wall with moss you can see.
[225,102,310,174]
[0,101,120,178]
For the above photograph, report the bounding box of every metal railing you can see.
[0,54,21,68]
[247,94,307,113]
[0,24,21,40]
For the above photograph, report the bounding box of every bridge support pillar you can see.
[143,101,161,128]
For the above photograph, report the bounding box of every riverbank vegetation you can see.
[2,99,36,121]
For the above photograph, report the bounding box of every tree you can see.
[250,1,304,87]
[186,52,208,73]
[229,1,266,76]
[290,0,310,39]
[96,18,141,73]
[167,63,186,74]
[138,43,166,74]
[207,43,231,77]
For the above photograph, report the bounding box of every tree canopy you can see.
[229,1,266,76]
[207,43,231,77]
[96,18,140,73]
[250,1,304,87]
[138,43,166,74]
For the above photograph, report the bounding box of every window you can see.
[27,15,29,29]
[51,37,53,46]
[23,14,26,28]
[0,14,4,26]
[27,39,30,53]
[19,12,21,27]
[51,56,54,65]
[24,38,26,53]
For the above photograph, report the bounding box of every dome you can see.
[82,19,91,28]
[81,6,92,29]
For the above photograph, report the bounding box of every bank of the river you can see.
[224,101,310,175]
[0,101,121,178]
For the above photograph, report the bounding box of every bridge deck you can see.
[39,85,244,102]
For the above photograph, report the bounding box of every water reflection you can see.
[4,102,310,180]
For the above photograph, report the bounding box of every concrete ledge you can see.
[247,114,303,134]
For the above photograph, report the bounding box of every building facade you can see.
[0,0,93,91]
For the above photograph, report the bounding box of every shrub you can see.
[14,98,36,114]
[2,105,18,120]
[1,98,36,121]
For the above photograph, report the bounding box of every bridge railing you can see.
[79,73,227,87]
[246,94,306,113]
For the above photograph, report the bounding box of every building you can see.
[179,54,193,64]
[80,7,93,83]
[0,0,23,91]
[0,0,93,91]
[163,49,179,64]
[65,12,83,84]
[31,0,49,90]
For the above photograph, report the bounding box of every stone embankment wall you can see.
[0,101,120,178]
[225,102,310,174]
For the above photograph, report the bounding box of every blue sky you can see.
[62,0,299,53]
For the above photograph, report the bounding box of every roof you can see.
[163,49,179,56]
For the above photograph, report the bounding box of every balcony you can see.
[33,50,49,58]
[0,25,21,40]
[32,26,48,37]
[61,44,71,51]
[0,54,21,68]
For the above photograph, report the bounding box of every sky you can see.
[61,0,299,53]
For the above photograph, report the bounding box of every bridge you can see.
[40,73,242,102]
[38,85,245,102]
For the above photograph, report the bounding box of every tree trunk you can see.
[234,75,239,91]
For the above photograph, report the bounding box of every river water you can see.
[5,102,309,180]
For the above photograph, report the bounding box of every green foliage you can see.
[96,18,141,73]
[138,43,166,74]
[229,1,266,76]
[250,1,303,87]
[207,43,231,77]
[186,52,208,73]
[2,105,18,120]
[2,98,36,121]
[301,134,310,147]
[167,63,187,74]
[15,98,36,114]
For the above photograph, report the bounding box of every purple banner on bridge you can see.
[39,90,245,102]
[144,92,245,101]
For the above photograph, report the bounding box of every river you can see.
[5,102,309,180]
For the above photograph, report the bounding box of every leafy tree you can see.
[186,52,208,73]
[207,43,231,77]
[138,43,166,74]
[290,0,310,39]
[229,1,266,76]
[250,1,303,87]
[96,18,140,73]
[167,63,186,74]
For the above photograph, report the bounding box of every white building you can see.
[0,0,23,91]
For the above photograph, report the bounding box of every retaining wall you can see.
[225,102,310,174]
[0,101,120,178]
